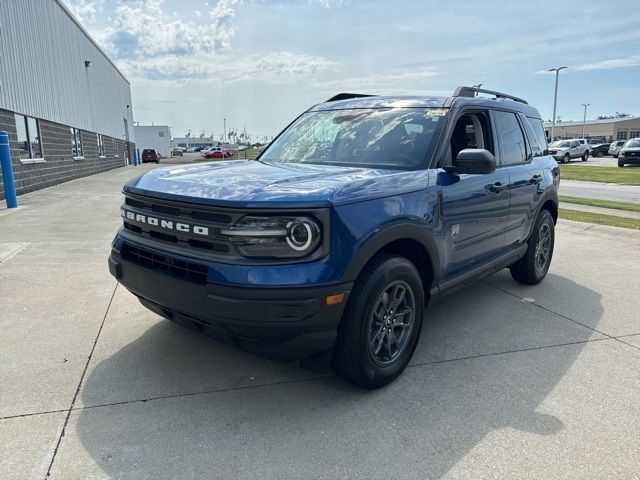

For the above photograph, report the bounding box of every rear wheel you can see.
[510,210,555,285]
[582,151,589,161]
[332,254,424,389]
[563,153,570,164]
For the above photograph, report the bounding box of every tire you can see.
[582,151,589,161]
[563,153,570,164]
[332,254,424,389]
[509,210,555,285]
[618,160,625,168]
[596,151,604,158]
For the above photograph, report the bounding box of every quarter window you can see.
[493,111,527,165]
[71,128,84,157]
[14,114,43,160]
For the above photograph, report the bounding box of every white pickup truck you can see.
[548,139,590,163]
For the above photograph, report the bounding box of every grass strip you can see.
[559,195,640,212]
[559,165,640,185]
[559,208,640,230]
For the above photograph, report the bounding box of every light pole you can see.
[581,103,590,138]
[223,118,227,144]
[548,66,567,142]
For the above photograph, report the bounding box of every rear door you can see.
[492,110,544,246]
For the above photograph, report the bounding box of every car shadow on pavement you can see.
[72,273,602,479]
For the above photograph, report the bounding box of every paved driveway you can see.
[1,166,639,479]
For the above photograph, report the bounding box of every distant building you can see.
[0,0,135,201]
[544,117,640,143]
[134,125,171,157]
[172,136,217,149]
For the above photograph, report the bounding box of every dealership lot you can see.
[1,165,639,479]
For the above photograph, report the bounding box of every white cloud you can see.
[119,51,336,84]
[312,68,442,91]
[62,0,104,24]
[575,53,640,71]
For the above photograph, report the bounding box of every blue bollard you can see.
[0,131,18,208]
[135,148,140,166]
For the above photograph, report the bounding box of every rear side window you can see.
[493,110,526,165]
[524,116,548,155]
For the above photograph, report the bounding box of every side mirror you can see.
[445,148,496,174]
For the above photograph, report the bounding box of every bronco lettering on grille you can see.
[121,208,209,236]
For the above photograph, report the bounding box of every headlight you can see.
[220,215,322,258]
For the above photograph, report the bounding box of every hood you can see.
[125,160,430,208]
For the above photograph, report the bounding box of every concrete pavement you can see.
[1,165,639,479]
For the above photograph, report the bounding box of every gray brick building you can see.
[0,0,135,201]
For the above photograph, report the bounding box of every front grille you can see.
[121,193,239,255]
[121,243,208,284]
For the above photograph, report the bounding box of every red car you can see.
[141,149,161,163]
[201,147,230,159]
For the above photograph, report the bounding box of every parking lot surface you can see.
[1,165,639,479]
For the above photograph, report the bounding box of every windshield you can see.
[259,108,446,169]
[624,139,640,148]
[551,141,571,148]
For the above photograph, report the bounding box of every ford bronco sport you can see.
[109,86,559,388]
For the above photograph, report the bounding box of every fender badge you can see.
[451,224,460,239]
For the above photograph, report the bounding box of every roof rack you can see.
[325,93,377,102]
[453,86,528,105]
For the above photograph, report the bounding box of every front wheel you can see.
[618,160,625,168]
[332,254,424,389]
[563,154,570,164]
[510,210,555,285]
[596,151,604,158]
[582,151,589,161]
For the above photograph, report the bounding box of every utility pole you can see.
[223,118,227,143]
[581,103,590,138]
[548,66,567,142]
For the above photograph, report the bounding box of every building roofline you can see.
[55,0,130,85]
[543,116,640,127]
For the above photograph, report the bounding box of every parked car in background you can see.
[618,138,640,167]
[608,140,626,157]
[186,146,198,153]
[590,143,610,158]
[548,140,589,163]
[171,147,184,156]
[201,146,230,159]
[141,149,161,164]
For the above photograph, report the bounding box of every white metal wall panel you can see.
[134,126,172,158]
[0,0,135,142]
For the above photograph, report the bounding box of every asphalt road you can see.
[560,179,640,204]
[2,165,639,479]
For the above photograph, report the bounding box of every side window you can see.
[446,112,492,165]
[571,141,579,148]
[493,111,526,165]
[524,117,548,154]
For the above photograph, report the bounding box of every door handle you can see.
[530,174,542,185]
[487,181,507,193]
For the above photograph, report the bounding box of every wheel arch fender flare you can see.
[342,220,441,285]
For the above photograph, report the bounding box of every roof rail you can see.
[453,86,528,105]
[325,93,377,102]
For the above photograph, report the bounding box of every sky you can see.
[63,0,640,141]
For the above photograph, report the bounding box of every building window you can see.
[97,134,105,156]
[15,114,43,160]
[630,131,640,139]
[616,131,628,141]
[158,131,165,137]
[71,128,84,157]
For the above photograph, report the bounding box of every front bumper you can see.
[108,244,352,361]
[619,154,640,164]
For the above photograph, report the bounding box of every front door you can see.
[438,111,510,279]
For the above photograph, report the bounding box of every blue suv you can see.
[109,86,559,388]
